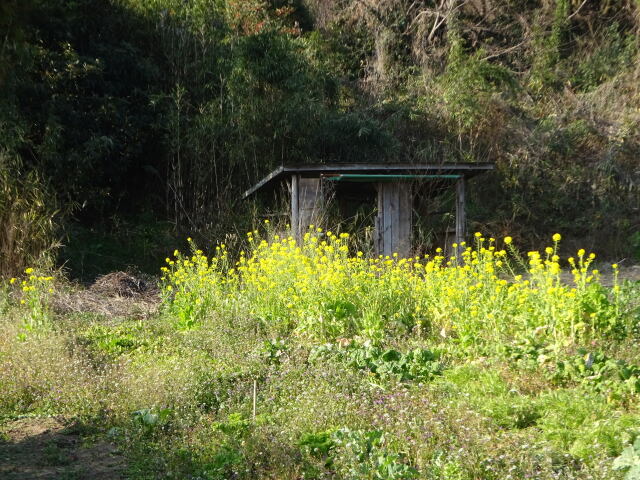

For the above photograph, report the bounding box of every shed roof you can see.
[243,162,494,198]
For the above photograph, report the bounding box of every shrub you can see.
[0,158,60,279]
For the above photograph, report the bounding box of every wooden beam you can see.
[243,162,495,198]
[291,174,299,240]
[243,166,285,198]
[284,162,494,173]
[455,177,466,248]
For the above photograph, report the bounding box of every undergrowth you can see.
[1,230,640,479]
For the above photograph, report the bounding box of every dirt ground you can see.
[0,417,127,480]
[559,264,640,287]
[0,272,154,479]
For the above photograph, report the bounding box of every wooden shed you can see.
[243,163,494,257]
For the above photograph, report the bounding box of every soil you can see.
[0,417,127,480]
[559,264,640,287]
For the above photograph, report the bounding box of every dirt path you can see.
[0,417,126,480]
[558,264,640,287]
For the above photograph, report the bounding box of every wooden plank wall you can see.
[376,182,412,257]
[291,175,323,240]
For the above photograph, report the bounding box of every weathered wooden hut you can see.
[243,163,493,257]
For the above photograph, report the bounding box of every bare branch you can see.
[481,40,526,61]
[567,0,588,20]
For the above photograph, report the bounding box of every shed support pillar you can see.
[455,176,467,248]
[291,175,323,241]
[375,181,412,258]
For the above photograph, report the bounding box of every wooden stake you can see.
[252,379,257,420]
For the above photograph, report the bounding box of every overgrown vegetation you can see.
[0,154,59,278]
[1,0,640,276]
[2,2,640,476]
[1,1,640,477]
[1,231,640,478]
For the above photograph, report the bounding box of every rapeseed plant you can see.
[9,267,55,336]
[162,230,626,352]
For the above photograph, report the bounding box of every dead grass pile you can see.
[52,272,160,319]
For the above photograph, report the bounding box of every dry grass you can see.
[51,272,160,319]
[0,156,60,278]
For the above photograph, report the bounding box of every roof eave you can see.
[242,162,494,198]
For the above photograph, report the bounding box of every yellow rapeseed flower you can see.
[552,233,561,242]
[504,236,512,245]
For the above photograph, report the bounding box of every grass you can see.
[1,228,640,479]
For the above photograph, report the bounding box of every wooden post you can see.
[455,177,466,247]
[375,181,412,257]
[252,379,257,420]
[291,174,299,240]
[291,175,322,241]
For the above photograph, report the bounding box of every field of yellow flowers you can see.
[1,229,640,479]
[163,230,624,348]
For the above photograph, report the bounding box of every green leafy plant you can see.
[550,349,640,403]
[347,345,443,382]
[213,413,250,436]
[79,323,150,360]
[197,413,251,479]
[261,338,289,365]
[579,283,623,339]
[310,342,443,383]
[331,428,418,480]
[133,407,172,434]
[299,430,336,469]
[614,438,640,480]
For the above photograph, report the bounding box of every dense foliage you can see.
[1,0,639,276]
[1,232,640,478]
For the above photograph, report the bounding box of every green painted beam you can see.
[323,174,462,182]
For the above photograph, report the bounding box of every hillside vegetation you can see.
[1,0,639,275]
[3,3,640,478]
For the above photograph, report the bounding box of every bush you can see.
[0,154,60,278]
